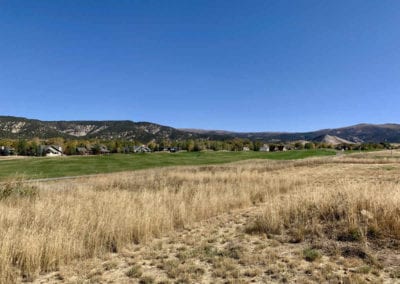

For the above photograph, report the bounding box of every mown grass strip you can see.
[0,149,335,180]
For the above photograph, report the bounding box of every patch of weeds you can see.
[0,180,39,200]
[255,243,267,250]
[341,246,367,259]
[153,241,163,251]
[382,166,395,171]
[303,248,321,262]
[288,227,305,243]
[175,249,195,261]
[244,217,281,235]
[337,227,362,242]
[126,265,142,278]
[162,260,180,279]
[103,261,118,270]
[139,275,155,284]
[155,280,170,284]
[356,265,371,274]
[184,264,205,278]
[371,269,380,276]
[207,237,217,243]
[88,275,103,282]
[54,273,64,281]
[243,268,261,277]
[221,243,244,260]
[366,225,382,239]
[212,257,239,279]
[341,246,381,268]
[174,276,191,284]
[389,268,400,279]
[105,237,118,253]
[87,268,103,279]
[195,244,221,261]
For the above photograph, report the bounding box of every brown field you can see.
[1,151,399,283]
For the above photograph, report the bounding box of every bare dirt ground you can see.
[0,155,27,160]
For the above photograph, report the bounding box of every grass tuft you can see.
[303,248,321,262]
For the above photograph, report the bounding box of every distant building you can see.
[0,146,14,156]
[277,145,287,152]
[41,145,63,157]
[98,146,110,155]
[76,147,89,155]
[259,144,270,152]
[243,146,250,151]
[133,145,151,153]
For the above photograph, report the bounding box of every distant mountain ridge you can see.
[1,116,400,143]
[0,116,191,141]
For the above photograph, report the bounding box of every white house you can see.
[133,145,151,153]
[259,144,270,152]
[42,145,63,157]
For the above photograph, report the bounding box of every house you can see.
[99,146,110,155]
[277,145,287,152]
[41,145,63,157]
[242,146,250,151]
[133,145,151,153]
[259,144,270,152]
[76,147,89,155]
[284,144,294,151]
[0,146,14,156]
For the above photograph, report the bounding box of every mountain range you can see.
[1,116,400,143]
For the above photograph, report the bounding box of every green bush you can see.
[126,265,142,278]
[303,248,321,262]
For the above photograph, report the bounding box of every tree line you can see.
[0,137,395,156]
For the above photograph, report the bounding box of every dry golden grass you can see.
[0,150,399,283]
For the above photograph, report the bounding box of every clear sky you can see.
[1,1,399,132]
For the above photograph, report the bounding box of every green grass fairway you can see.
[0,150,335,180]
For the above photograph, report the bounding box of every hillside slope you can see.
[1,116,400,142]
[0,116,192,141]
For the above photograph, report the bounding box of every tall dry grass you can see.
[0,154,399,282]
[247,179,400,242]
[0,160,307,282]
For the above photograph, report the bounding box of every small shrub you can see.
[341,246,368,260]
[390,269,400,279]
[337,227,362,242]
[139,275,155,284]
[288,227,305,243]
[221,243,244,259]
[126,265,142,278]
[367,225,382,239]
[103,261,118,271]
[244,216,281,235]
[163,260,180,279]
[356,265,371,274]
[303,248,321,262]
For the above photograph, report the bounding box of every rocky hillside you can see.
[0,116,192,142]
[1,116,400,143]
[312,135,354,145]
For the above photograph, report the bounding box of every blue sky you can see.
[1,1,399,132]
